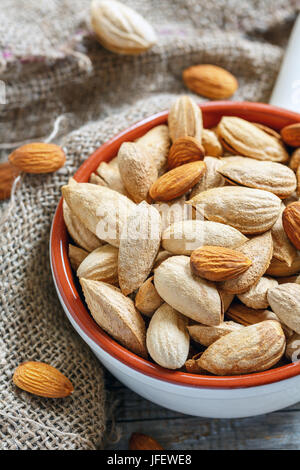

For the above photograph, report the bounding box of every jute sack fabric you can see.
[0,0,299,451]
[0,0,298,144]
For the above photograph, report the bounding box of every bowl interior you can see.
[51,101,300,389]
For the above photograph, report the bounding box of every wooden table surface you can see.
[105,371,300,450]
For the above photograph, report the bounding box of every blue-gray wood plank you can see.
[105,371,300,450]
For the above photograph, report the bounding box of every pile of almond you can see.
[62,96,300,376]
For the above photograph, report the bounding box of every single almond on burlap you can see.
[129,433,163,450]
[220,231,273,294]
[63,200,103,252]
[80,279,147,357]
[136,124,170,175]
[282,201,300,250]
[162,220,247,255]
[201,129,223,157]
[190,156,225,198]
[218,159,296,199]
[187,321,244,347]
[190,245,252,282]
[154,255,222,325]
[271,203,297,267]
[68,244,89,271]
[0,162,20,200]
[266,255,300,277]
[135,276,163,317]
[168,96,203,142]
[146,303,189,369]
[77,244,118,284]
[95,158,127,195]
[199,320,285,375]
[118,201,161,295]
[188,186,281,234]
[167,136,204,169]
[182,64,238,100]
[285,333,300,362]
[149,161,206,201]
[268,283,300,335]
[237,276,278,310]
[281,123,300,147]
[118,141,157,202]
[217,117,289,163]
[90,0,157,55]
[290,148,300,171]
[13,362,73,398]
[226,301,279,326]
[62,183,135,247]
[9,142,66,173]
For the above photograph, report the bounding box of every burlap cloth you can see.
[0,0,299,450]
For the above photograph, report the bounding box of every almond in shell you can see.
[190,245,252,282]
[237,276,278,310]
[61,183,135,247]
[80,279,147,357]
[226,301,279,326]
[188,186,281,234]
[266,255,300,277]
[146,303,190,369]
[136,124,170,175]
[267,283,300,335]
[199,320,285,375]
[187,321,244,347]
[218,159,296,199]
[189,156,225,198]
[13,362,73,398]
[118,141,157,202]
[220,231,273,294]
[68,244,89,271]
[77,244,118,284]
[290,148,300,171]
[135,276,163,317]
[285,333,300,362]
[161,220,247,255]
[201,129,223,157]
[217,117,289,163]
[118,201,161,295]
[154,255,222,325]
[281,123,300,147]
[149,161,206,201]
[271,203,297,267]
[168,96,203,143]
[95,158,127,195]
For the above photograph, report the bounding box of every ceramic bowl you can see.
[50,101,300,418]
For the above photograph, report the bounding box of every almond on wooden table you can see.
[9,142,66,173]
[199,320,285,375]
[129,433,163,450]
[13,362,73,398]
[168,136,204,169]
[190,245,252,282]
[149,161,206,201]
[182,64,238,100]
